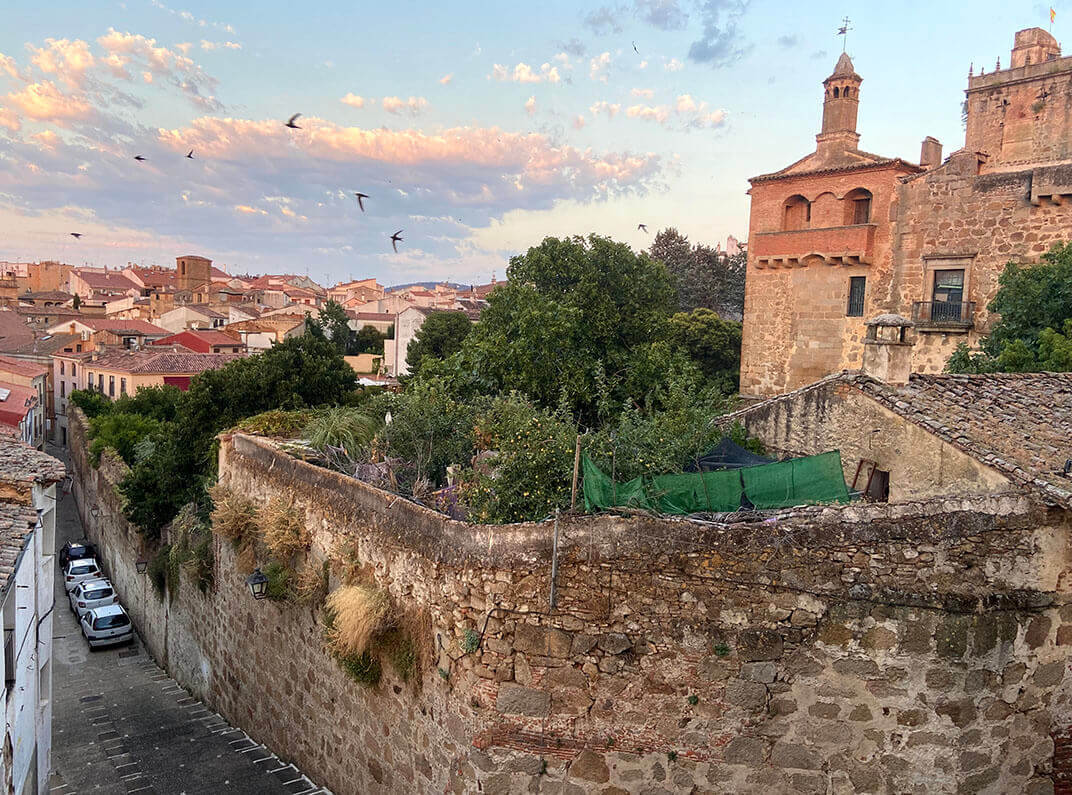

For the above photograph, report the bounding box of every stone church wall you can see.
[70,413,1072,794]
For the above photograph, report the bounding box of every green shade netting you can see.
[582,449,851,514]
[740,450,851,509]
[582,454,743,514]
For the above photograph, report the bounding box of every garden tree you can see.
[119,334,357,536]
[435,235,678,422]
[648,227,746,320]
[72,294,81,310]
[352,325,388,355]
[667,308,743,394]
[406,310,472,373]
[946,242,1072,373]
[313,300,353,354]
[88,412,162,466]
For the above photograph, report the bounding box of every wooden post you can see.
[570,435,582,511]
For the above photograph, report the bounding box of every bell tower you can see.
[818,53,862,152]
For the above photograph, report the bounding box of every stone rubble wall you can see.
[70,413,1072,794]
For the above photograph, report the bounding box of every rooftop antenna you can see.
[837,16,853,52]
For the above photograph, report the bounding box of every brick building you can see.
[742,28,1072,395]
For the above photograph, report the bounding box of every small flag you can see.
[1052,7,1057,24]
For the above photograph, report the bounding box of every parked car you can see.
[68,579,116,620]
[80,604,133,649]
[63,558,102,593]
[59,539,97,568]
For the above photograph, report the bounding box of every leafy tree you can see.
[313,300,353,354]
[667,308,743,393]
[946,243,1072,373]
[72,294,80,310]
[649,228,746,319]
[69,388,112,419]
[353,325,388,355]
[88,412,162,466]
[406,311,472,373]
[111,385,183,423]
[119,334,357,537]
[438,235,677,422]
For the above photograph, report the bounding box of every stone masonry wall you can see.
[892,155,1072,374]
[70,412,1072,794]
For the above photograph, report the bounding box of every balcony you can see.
[911,301,976,331]
[752,224,876,269]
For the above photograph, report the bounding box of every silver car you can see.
[63,558,102,593]
[68,579,117,620]
[80,604,133,649]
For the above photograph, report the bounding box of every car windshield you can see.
[71,564,96,575]
[68,544,87,556]
[84,588,113,600]
[94,614,129,630]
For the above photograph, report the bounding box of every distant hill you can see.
[385,281,474,292]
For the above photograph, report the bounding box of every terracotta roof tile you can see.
[0,438,65,485]
[0,502,38,593]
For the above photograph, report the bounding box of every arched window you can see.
[833,87,839,98]
[783,195,811,231]
[843,188,873,225]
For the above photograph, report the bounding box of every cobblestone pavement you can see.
[49,454,330,795]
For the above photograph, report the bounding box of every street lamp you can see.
[245,568,269,600]
[135,557,148,574]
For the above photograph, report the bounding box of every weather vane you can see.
[837,16,853,52]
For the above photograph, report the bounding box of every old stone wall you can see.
[71,414,1072,794]
[891,155,1072,374]
[722,378,1013,503]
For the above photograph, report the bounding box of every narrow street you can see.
[48,454,329,794]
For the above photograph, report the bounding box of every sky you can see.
[0,1,1060,285]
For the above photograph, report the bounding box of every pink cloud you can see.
[5,81,92,122]
[0,108,20,132]
[340,93,365,108]
[490,62,561,84]
[631,88,654,99]
[27,38,96,88]
[572,114,585,130]
[382,96,428,115]
[524,96,536,116]
[439,73,453,85]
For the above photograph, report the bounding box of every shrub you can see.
[69,389,113,419]
[235,409,317,438]
[88,413,162,466]
[208,485,259,545]
[260,498,309,561]
[337,651,381,686]
[461,628,481,654]
[382,630,417,682]
[460,393,577,524]
[148,545,170,598]
[262,561,291,601]
[184,538,214,593]
[304,407,380,459]
[110,385,183,423]
[324,585,394,659]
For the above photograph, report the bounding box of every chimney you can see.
[861,314,915,386]
[920,136,943,169]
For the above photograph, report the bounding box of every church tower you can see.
[817,53,863,153]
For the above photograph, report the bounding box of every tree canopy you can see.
[946,243,1072,373]
[648,227,746,320]
[406,310,472,373]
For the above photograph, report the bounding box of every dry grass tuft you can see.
[234,537,258,576]
[292,559,330,607]
[209,485,259,544]
[324,585,395,659]
[260,497,309,561]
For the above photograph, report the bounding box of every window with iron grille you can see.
[847,276,866,316]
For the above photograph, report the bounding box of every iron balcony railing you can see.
[911,301,976,327]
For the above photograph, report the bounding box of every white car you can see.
[63,558,102,593]
[68,579,117,620]
[80,604,133,649]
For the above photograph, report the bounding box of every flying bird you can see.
[285,113,302,129]
[70,233,83,239]
[186,150,194,159]
[633,41,640,55]
[354,192,369,212]
[134,155,146,162]
[637,223,648,233]
[390,230,403,253]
